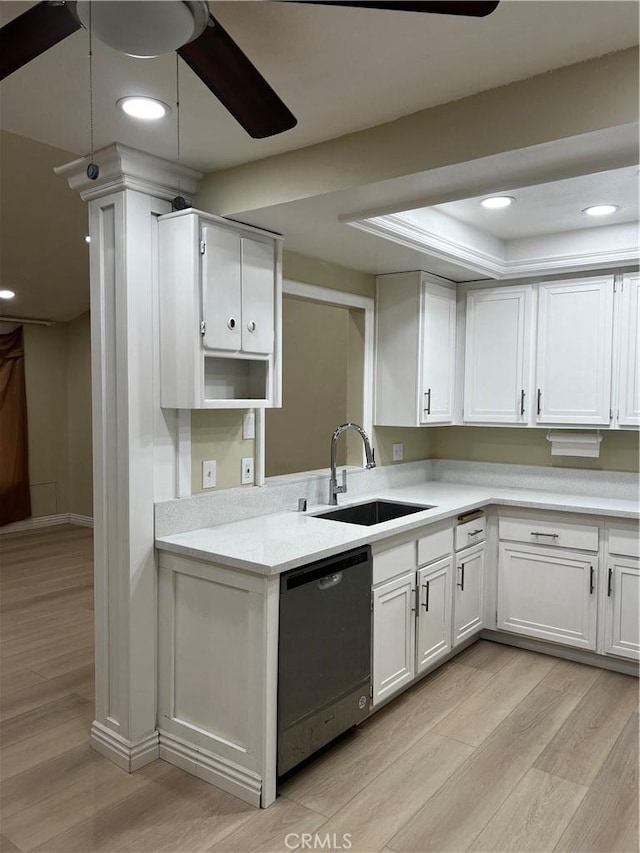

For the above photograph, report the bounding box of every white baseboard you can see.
[90,721,159,772]
[158,729,262,807]
[0,513,94,535]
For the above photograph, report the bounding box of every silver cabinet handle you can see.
[457,563,465,591]
[468,528,483,537]
[537,388,542,415]
[318,572,342,590]
[227,317,237,330]
[607,567,613,597]
[520,389,526,416]
[422,581,430,611]
[424,388,432,415]
[247,320,256,332]
[530,531,559,538]
[589,565,595,595]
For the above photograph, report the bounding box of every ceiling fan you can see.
[0,0,500,139]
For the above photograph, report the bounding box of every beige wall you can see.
[3,315,93,520]
[430,426,639,473]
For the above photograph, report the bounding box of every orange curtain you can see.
[0,326,31,525]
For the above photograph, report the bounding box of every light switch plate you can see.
[241,457,254,485]
[242,412,255,440]
[202,459,217,489]
[392,443,404,461]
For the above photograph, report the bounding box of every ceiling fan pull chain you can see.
[172,53,187,211]
[86,0,99,181]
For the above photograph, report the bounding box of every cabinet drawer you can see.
[417,524,453,566]
[455,516,486,551]
[499,516,598,552]
[608,526,640,558]
[373,540,416,586]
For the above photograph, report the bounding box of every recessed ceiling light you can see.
[0,290,16,300]
[583,204,619,217]
[481,196,515,209]
[117,96,171,120]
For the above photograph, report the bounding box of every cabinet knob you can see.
[247,320,256,332]
[227,317,237,330]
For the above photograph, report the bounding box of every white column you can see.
[56,144,202,770]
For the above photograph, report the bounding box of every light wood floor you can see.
[1,525,638,853]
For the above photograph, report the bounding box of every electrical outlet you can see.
[202,459,217,489]
[241,457,254,485]
[242,412,255,440]
[392,443,404,461]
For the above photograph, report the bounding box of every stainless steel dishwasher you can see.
[277,546,372,776]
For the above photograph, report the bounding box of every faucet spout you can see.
[329,423,376,505]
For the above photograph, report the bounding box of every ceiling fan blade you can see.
[288,1,499,16]
[0,1,81,81]
[178,15,297,139]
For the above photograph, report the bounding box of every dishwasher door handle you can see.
[317,572,343,590]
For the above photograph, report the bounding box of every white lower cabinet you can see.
[498,542,597,650]
[604,557,639,660]
[416,557,453,673]
[453,543,485,646]
[372,572,416,705]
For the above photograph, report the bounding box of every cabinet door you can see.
[241,237,275,355]
[420,281,456,424]
[416,558,452,673]
[453,544,484,646]
[498,543,597,650]
[535,277,614,425]
[202,225,242,352]
[464,285,532,423]
[616,273,640,427]
[372,573,415,705]
[604,557,639,660]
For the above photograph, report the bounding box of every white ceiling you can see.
[0,0,638,171]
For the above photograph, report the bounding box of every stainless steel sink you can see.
[314,500,434,526]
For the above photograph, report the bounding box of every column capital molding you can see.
[54,142,203,203]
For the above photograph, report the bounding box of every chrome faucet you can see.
[329,423,376,505]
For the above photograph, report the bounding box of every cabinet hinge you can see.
[200,241,206,255]
[200,320,206,336]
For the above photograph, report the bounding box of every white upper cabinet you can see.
[159,210,282,409]
[375,272,456,427]
[464,285,533,423]
[535,276,614,425]
[615,273,640,427]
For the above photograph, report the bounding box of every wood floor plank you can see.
[534,669,638,785]
[433,650,556,747]
[540,658,602,697]
[0,835,21,852]
[468,767,587,852]
[0,694,93,748]
[208,795,326,852]
[282,662,491,817]
[0,670,46,698]
[0,665,94,722]
[388,685,581,853]
[554,712,639,853]
[0,711,94,780]
[1,758,173,852]
[28,646,94,680]
[315,732,474,852]
[450,640,518,673]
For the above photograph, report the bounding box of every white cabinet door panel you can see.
[416,558,452,673]
[202,225,242,352]
[420,281,456,424]
[605,557,639,661]
[536,277,614,424]
[241,237,275,355]
[372,573,415,705]
[617,273,640,427]
[498,543,597,650]
[453,544,484,646]
[464,285,531,423]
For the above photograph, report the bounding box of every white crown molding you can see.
[91,721,160,772]
[159,729,262,807]
[55,143,203,202]
[348,212,639,280]
[0,513,94,535]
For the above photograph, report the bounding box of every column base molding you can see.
[158,729,262,807]
[90,721,159,772]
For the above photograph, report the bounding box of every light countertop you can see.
[155,481,639,575]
